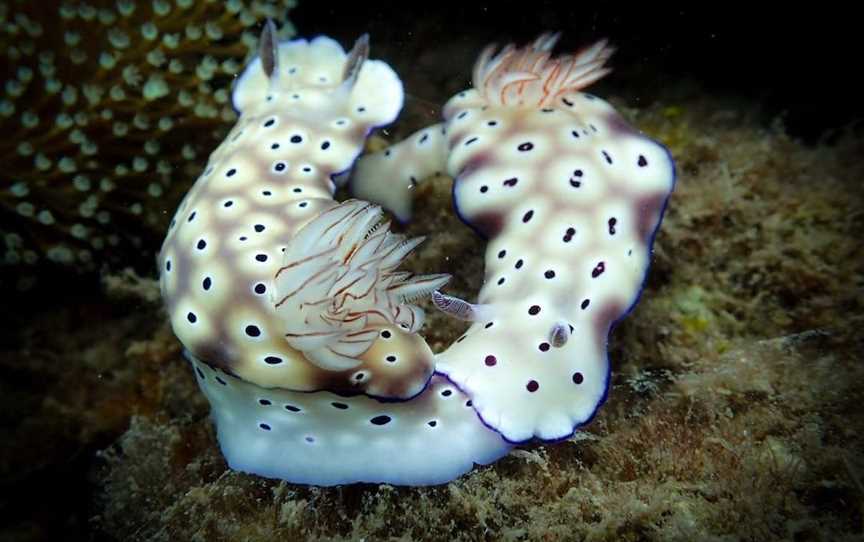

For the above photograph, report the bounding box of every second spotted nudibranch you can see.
[352,33,676,443]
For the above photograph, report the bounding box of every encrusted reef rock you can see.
[89,92,864,540]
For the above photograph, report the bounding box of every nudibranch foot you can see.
[189,353,512,486]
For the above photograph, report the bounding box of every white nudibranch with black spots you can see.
[352,33,676,443]
[158,23,510,486]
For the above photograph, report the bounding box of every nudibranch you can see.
[158,24,510,486]
[351,33,675,443]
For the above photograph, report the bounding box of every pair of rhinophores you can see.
[158,21,675,486]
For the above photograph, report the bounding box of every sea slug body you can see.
[352,33,676,443]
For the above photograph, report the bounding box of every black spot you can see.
[284,404,300,412]
[465,136,478,146]
[487,120,498,126]
[336,119,346,125]
[515,259,523,269]
[226,168,236,177]
[386,355,397,363]
[581,299,590,309]
[254,224,265,232]
[380,330,391,338]
[215,376,226,386]
[271,142,280,150]
[457,111,468,119]
[263,118,275,127]
[262,190,272,196]
[274,161,286,172]
[165,260,171,271]
[485,355,497,366]
[298,201,308,208]
[419,133,429,143]
[254,283,266,294]
[187,211,196,222]
[187,312,197,323]
[497,249,506,258]
[602,150,613,164]
[608,217,617,235]
[572,372,584,384]
[528,305,541,315]
[590,124,598,132]
[255,254,267,262]
[544,270,555,279]
[522,210,534,223]
[259,399,271,406]
[320,140,331,150]
[480,185,488,193]
[571,130,580,139]
[527,380,540,392]
[331,402,349,410]
[517,142,534,152]
[370,415,391,425]
[385,150,392,157]
[428,420,438,427]
[538,343,550,352]
[503,177,518,187]
[290,135,302,143]
[562,97,574,107]
[202,277,211,290]
[224,200,233,207]
[259,423,271,431]
[196,239,206,250]
[484,322,494,329]
[196,367,205,379]
[457,334,467,343]
[265,356,282,364]
[638,155,648,167]
[356,106,366,112]
[441,389,453,397]
[592,262,605,278]
[466,400,473,407]
[293,187,302,193]
[302,167,311,173]
[239,236,247,241]
[497,277,506,285]
[245,325,261,337]
[266,95,273,101]
[563,227,575,242]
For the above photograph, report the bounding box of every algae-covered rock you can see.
[86,91,864,540]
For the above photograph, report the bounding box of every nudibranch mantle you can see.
[352,33,676,443]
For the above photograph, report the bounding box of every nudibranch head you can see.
[473,33,615,108]
[274,199,449,398]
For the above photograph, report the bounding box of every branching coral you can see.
[0,0,297,290]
